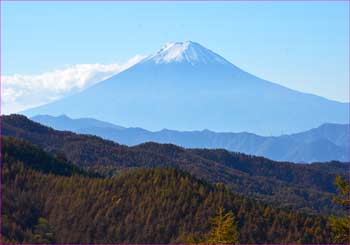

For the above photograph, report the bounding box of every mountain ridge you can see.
[31,114,350,163]
[22,41,349,135]
[2,141,332,243]
[2,114,348,215]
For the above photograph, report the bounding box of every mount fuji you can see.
[23,41,349,135]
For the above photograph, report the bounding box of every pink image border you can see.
[0,0,349,244]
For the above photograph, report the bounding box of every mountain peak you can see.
[142,41,231,65]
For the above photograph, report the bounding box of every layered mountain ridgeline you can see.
[2,114,349,215]
[2,136,97,177]
[1,137,332,243]
[32,114,350,163]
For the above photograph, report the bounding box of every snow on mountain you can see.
[22,41,349,135]
[142,41,231,65]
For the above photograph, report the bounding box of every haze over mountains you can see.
[32,114,350,163]
[3,114,348,216]
[23,41,349,135]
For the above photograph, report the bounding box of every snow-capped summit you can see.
[23,41,349,135]
[142,41,231,65]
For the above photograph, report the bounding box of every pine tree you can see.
[32,217,54,243]
[206,207,239,244]
[329,176,350,244]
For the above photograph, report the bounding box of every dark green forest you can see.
[2,115,348,215]
[2,137,332,243]
[1,115,349,243]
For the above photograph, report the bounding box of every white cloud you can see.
[1,55,145,114]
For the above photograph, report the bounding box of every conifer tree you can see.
[329,176,350,244]
[32,217,54,243]
[206,207,239,244]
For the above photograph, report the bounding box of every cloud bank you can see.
[1,55,145,114]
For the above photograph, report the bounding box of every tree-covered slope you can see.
[1,139,331,243]
[1,136,95,177]
[2,114,348,215]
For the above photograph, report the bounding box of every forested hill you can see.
[2,114,348,215]
[2,136,96,177]
[1,137,331,243]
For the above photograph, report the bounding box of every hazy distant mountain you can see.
[32,114,350,163]
[3,114,349,217]
[24,41,349,135]
[31,114,124,132]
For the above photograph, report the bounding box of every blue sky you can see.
[2,1,349,108]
